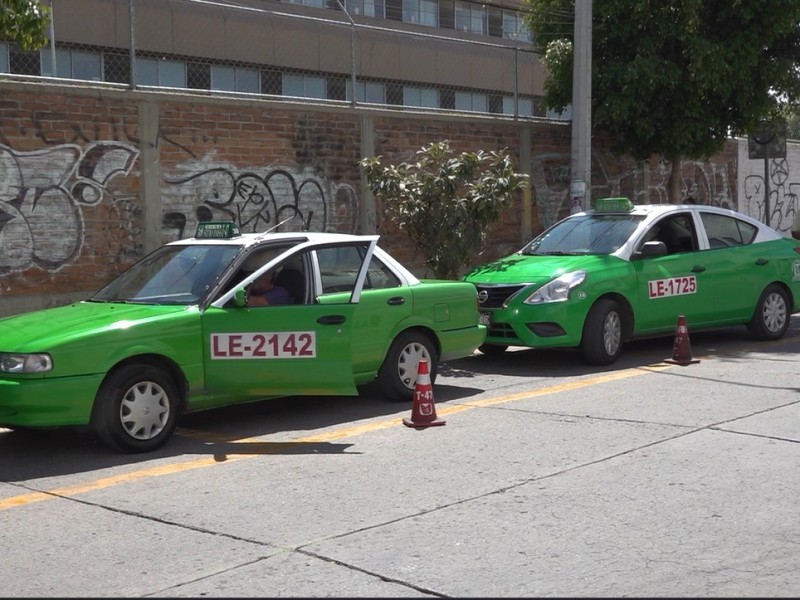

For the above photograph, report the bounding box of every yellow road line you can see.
[0,363,666,511]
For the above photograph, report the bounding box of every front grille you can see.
[475,284,528,309]
[487,322,519,340]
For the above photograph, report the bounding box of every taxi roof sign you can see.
[195,221,240,239]
[595,197,634,212]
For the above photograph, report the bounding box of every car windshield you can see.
[90,244,241,305]
[522,214,644,255]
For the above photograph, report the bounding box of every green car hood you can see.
[0,301,192,352]
[463,253,616,284]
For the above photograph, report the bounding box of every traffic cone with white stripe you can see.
[664,314,700,366]
[403,359,446,428]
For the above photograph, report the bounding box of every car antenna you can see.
[262,213,298,235]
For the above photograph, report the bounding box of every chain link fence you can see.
[1,0,565,120]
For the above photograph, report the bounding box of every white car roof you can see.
[167,230,372,249]
[581,202,779,236]
[168,226,422,290]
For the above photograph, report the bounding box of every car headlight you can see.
[524,271,587,304]
[0,353,53,373]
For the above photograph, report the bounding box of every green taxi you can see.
[0,222,485,453]
[464,197,800,364]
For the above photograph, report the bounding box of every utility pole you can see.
[570,0,592,212]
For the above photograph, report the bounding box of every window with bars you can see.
[211,65,260,93]
[346,79,386,104]
[403,85,438,108]
[283,73,327,99]
[136,57,186,87]
[40,48,101,80]
[502,95,533,117]
[454,0,486,34]
[345,0,385,17]
[502,10,532,41]
[454,91,488,112]
[283,0,327,7]
[402,0,438,27]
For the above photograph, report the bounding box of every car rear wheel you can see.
[91,364,179,453]
[479,343,508,356]
[378,330,438,402]
[747,284,790,341]
[581,298,623,365]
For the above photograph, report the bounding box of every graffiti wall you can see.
[162,158,359,241]
[738,139,800,236]
[0,82,740,317]
[0,142,138,274]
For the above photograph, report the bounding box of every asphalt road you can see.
[2,320,800,597]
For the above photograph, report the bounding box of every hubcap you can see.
[603,311,622,356]
[763,292,787,333]
[398,342,431,390]
[120,381,170,440]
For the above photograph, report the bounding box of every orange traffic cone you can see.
[664,315,700,366]
[403,359,446,428]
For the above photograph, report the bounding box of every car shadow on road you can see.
[445,322,800,379]
[0,378,485,480]
[3,321,800,480]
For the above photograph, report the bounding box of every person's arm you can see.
[264,285,291,305]
[247,289,268,306]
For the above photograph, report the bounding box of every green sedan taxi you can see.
[0,222,485,453]
[464,197,800,365]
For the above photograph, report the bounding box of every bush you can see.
[360,140,528,279]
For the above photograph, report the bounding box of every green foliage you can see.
[778,104,800,140]
[524,0,800,164]
[360,141,528,280]
[1,0,51,50]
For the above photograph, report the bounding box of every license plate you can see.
[479,312,491,326]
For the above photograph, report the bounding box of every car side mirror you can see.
[637,240,668,258]
[234,287,248,308]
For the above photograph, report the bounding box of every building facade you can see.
[2,0,554,119]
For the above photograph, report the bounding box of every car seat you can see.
[274,268,305,304]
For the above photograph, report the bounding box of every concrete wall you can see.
[0,79,740,317]
[738,139,800,237]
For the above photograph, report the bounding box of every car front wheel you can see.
[378,330,438,402]
[581,298,623,365]
[91,364,180,453]
[747,284,791,341]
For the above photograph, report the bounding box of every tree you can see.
[360,141,528,280]
[525,0,800,202]
[778,104,800,141]
[1,0,51,50]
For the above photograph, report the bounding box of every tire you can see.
[377,330,438,402]
[581,298,624,365]
[747,284,791,341]
[479,343,508,356]
[91,364,180,453]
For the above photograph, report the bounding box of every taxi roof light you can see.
[195,221,240,239]
[595,197,634,212]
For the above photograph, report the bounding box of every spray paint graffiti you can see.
[162,157,358,241]
[531,149,736,230]
[0,142,139,274]
[741,139,800,235]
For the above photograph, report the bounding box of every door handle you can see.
[755,258,768,266]
[690,265,706,273]
[317,315,346,325]
[387,297,405,306]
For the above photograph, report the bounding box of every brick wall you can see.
[0,79,738,317]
